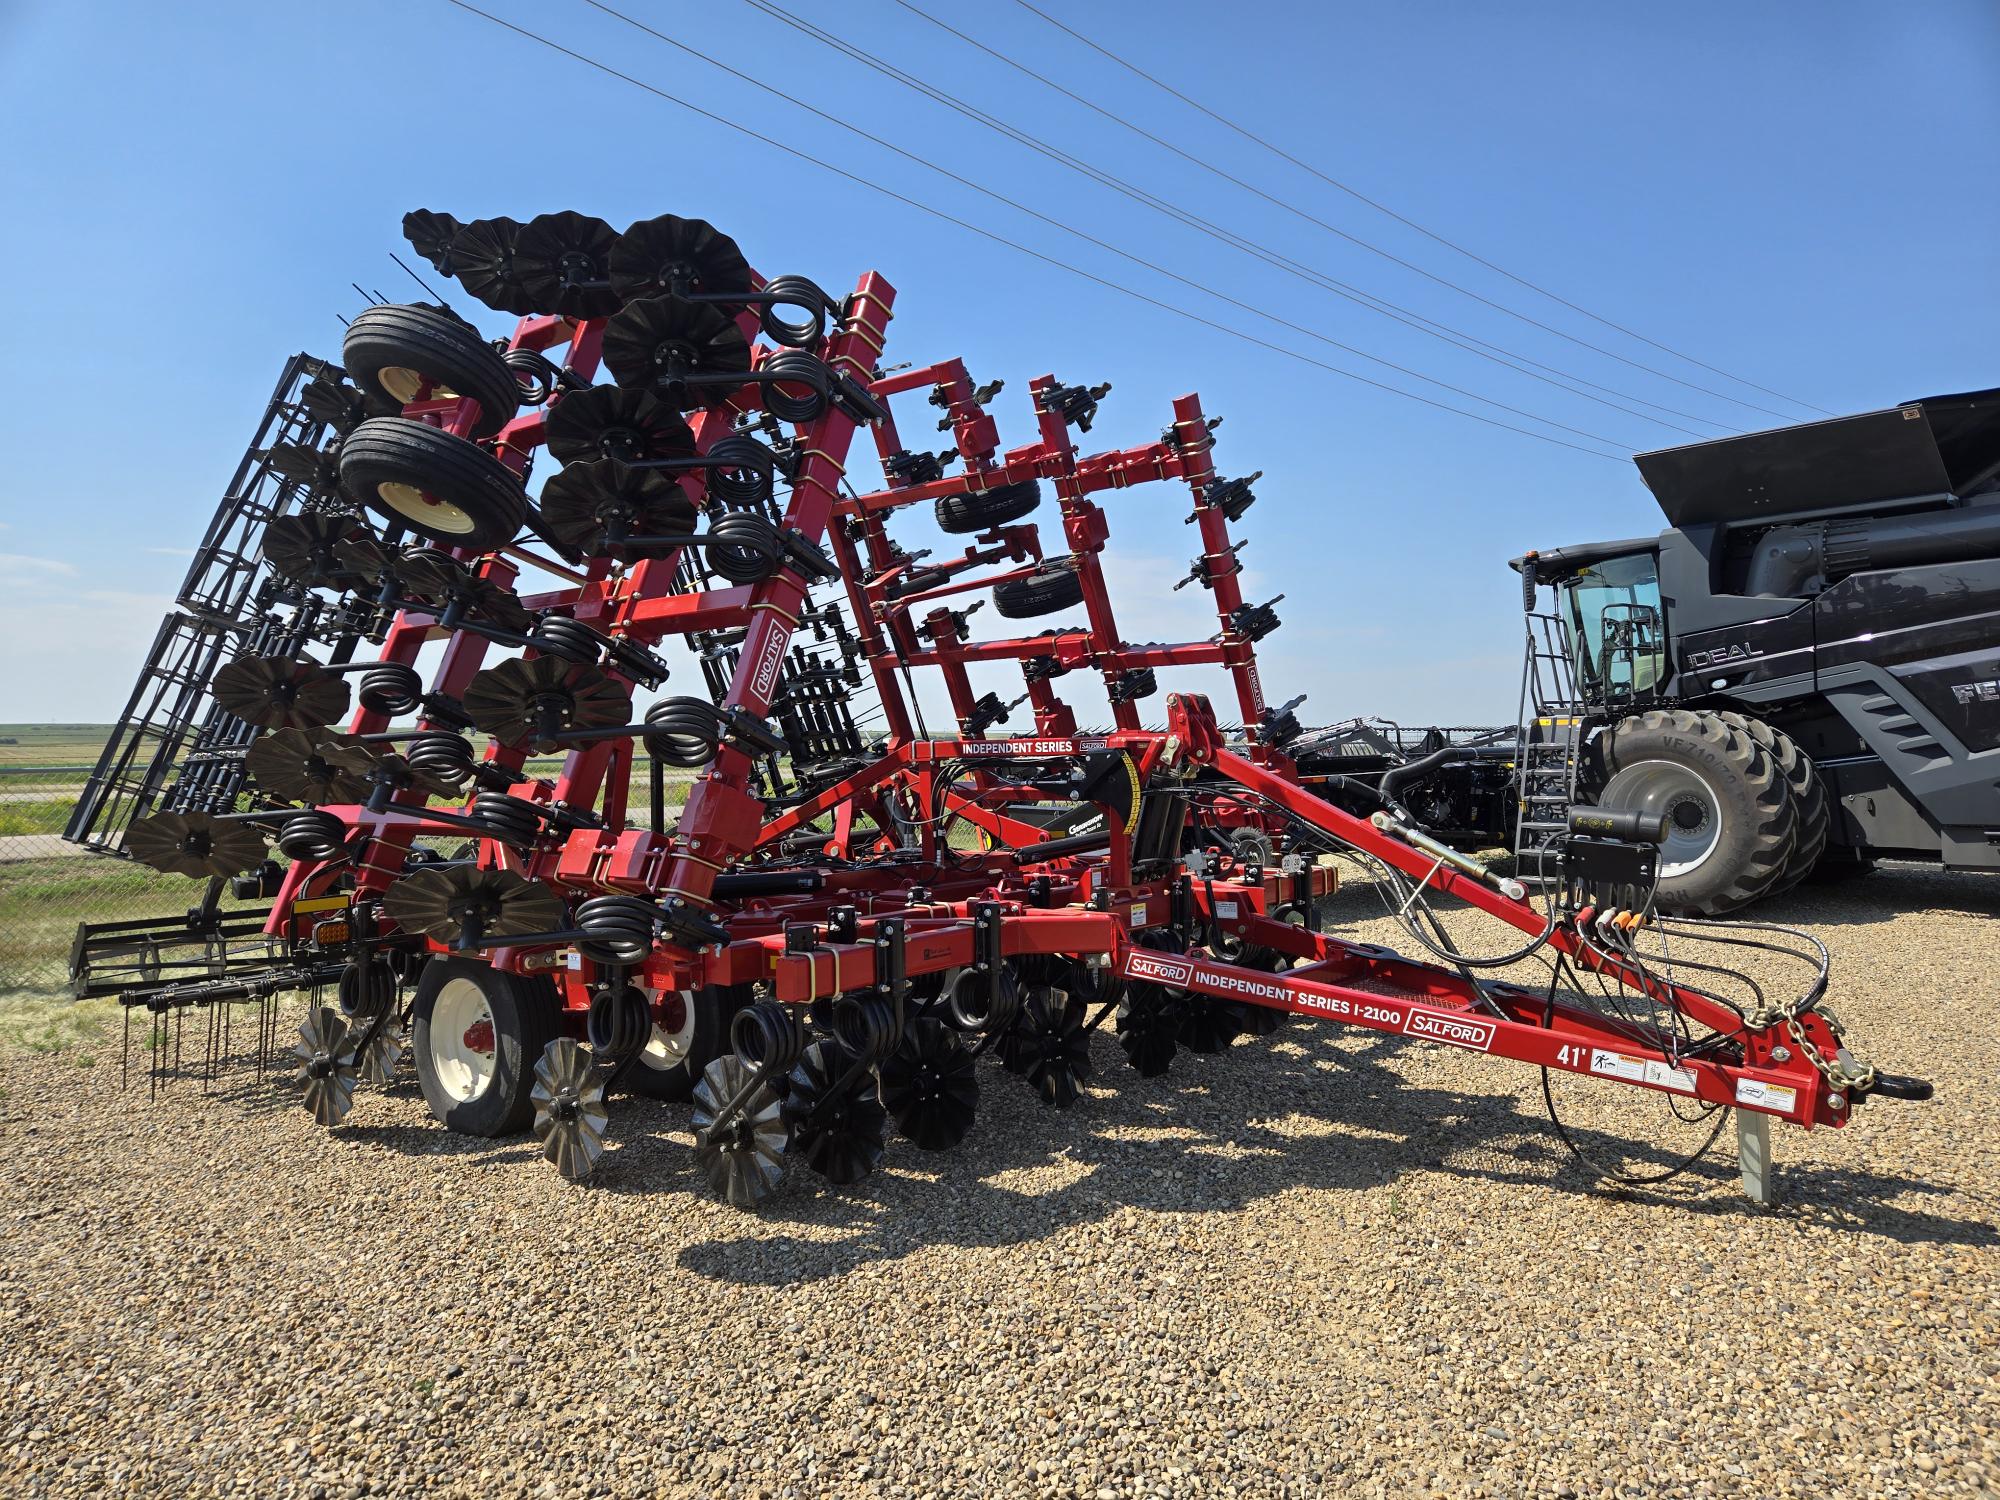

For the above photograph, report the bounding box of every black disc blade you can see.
[513,211,622,319]
[1115,983,1184,1078]
[540,459,696,556]
[1177,997,1243,1054]
[263,514,381,590]
[383,865,563,943]
[608,213,752,301]
[301,377,369,435]
[878,1018,978,1151]
[784,1041,887,1185]
[691,1055,788,1208]
[544,385,697,467]
[462,656,631,745]
[386,544,473,601]
[123,810,266,879]
[213,655,352,730]
[449,217,537,315]
[244,726,370,805]
[263,441,340,492]
[601,294,750,406]
[402,208,462,274]
[1018,989,1093,1109]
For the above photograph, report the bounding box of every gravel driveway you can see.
[2,866,1994,1498]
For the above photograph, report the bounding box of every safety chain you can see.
[1785,1003,1878,1098]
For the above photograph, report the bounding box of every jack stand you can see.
[1736,1109,1775,1205]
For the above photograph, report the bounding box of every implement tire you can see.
[339,416,527,549]
[1598,709,1796,915]
[993,558,1085,619]
[935,480,1041,534]
[341,303,521,436]
[411,958,562,1137]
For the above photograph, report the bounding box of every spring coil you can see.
[702,434,776,509]
[466,792,543,849]
[947,963,1023,1036]
[276,808,348,862]
[337,956,397,1021]
[358,662,425,716]
[831,994,902,1065]
[576,894,659,965]
[403,731,476,786]
[530,614,607,666]
[757,350,831,425]
[585,983,653,1057]
[504,347,563,406]
[706,509,781,585]
[731,1000,807,1076]
[643,697,722,768]
[756,274,831,350]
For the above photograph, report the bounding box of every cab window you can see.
[1562,552,1665,701]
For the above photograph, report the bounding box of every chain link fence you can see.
[0,761,239,1000]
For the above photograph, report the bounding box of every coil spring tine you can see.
[703,1002,805,1133]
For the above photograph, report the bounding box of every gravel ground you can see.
[2,865,1996,1499]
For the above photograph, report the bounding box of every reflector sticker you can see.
[1735,1078,1798,1113]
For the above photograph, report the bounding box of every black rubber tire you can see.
[1597,708,1796,915]
[1715,711,1829,892]
[341,304,521,437]
[935,480,1042,534]
[993,558,1084,619]
[626,984,739,1102]
[411,957,561,1138]
[339,417,527,550]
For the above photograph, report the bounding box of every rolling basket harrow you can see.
[78,208,1930,1208]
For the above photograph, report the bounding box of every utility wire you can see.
[1009,0,1833,418]
[435,0,1627,462]
[742,0,1686,442]
[882,0,1731,437]
[582,0,1637,450]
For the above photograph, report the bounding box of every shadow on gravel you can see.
[673,1024,1994,1285]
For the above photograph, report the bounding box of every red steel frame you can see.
[266,245,1867,1147]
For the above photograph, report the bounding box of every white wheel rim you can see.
[431,977,499,1103]
[377,480,476,536]
[638,990,697,1073]
[1602,758,1723,877]
[379,365,461,404]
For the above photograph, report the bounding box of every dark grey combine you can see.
[1296,388,2000,914]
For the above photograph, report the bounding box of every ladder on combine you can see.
[1510,608,1586,885]
[66,353,346,851]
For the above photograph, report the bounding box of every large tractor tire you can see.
[1597,709,1796,915]
[1714,711,1829,892]
[411,958,562,1137]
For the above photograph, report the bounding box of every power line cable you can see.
[879,0,1731,437]
[581,0,1641,450]
[1009,0,1833,418]
[435,0,1626,462]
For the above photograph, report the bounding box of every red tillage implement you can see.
[108,209,1928,1206]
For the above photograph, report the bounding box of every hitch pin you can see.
[1371,811,1529,902]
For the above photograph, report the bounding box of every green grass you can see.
[0,855,262,1001]
[0,798,78,837]
[0,724,112,770]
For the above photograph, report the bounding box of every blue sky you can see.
[0,0,1994,728]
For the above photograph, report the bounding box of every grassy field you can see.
[0,724,111,770]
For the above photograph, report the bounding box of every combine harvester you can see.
[67,210,1931,1206]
